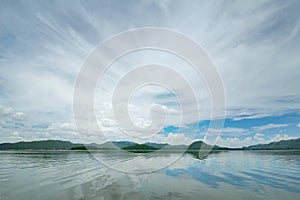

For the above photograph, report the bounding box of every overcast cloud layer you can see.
[0,0,300,147]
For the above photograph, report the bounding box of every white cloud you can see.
[12,112,27,121]
[47,122,77,135]
[232,113,271,121]
[0,105,82,142]
[60,122,75,132]
[0,106,28,130]
[252,123,289,131]
[7,131,24,142]
[297,123,300,128]
[1,1,300,143]
[12,131,19,136]
[254,133,264,137]
[215,134,295,148]
[0,106,14,117]
[150,133,192,145]
[208,127,247,137]
[2,1,299,120]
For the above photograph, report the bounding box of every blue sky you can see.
[0,0,300,147]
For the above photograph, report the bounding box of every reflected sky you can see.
[0,150,299,200]
[165,151,300,194]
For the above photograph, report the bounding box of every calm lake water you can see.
[0,150,299,200]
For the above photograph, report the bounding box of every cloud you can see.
[252,123,289,131]
[1,1,300,144]
[150,132,192,145]
[9,131,24,141]
[208,127,247,137]
[0,105,81,142]
[215,133,295,148]
[0,105,29,129]
[48,122,75,132]
[232,113,271,121]
[12,131,19,136]
[254,133,264,137]
[0,106,14,117]
[1,1,300,121]
[12,112,27,121]
[297,123,300,128]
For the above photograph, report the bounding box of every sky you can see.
[0,0,300,147]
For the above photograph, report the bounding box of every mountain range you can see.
[244,138,300,150]
[0,138,299,151]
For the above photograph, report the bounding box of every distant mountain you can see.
[121,142,188,153]
[88,141,138,150]
[245,138,300,150]
[72,141,138,150]
[120,141,226,154]
[71,146,102,150]
[187,141,229,152]
[163,144,187,151]
[0,140,82,150]
[112,141,137,148]
[0,138,299,151]
[0,140,167,151]
[145,142,167,148]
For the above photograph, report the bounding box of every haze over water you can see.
[1,150,299,200]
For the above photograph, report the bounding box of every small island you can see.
[122,144,159,153]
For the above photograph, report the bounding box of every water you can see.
[0,150,299,200]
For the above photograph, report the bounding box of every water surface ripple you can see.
[0,150,299,200]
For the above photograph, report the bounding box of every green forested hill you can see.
[0,138,299,151]
[245,138,300,150]
[122,144,159,153]
[0,140,81,150]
